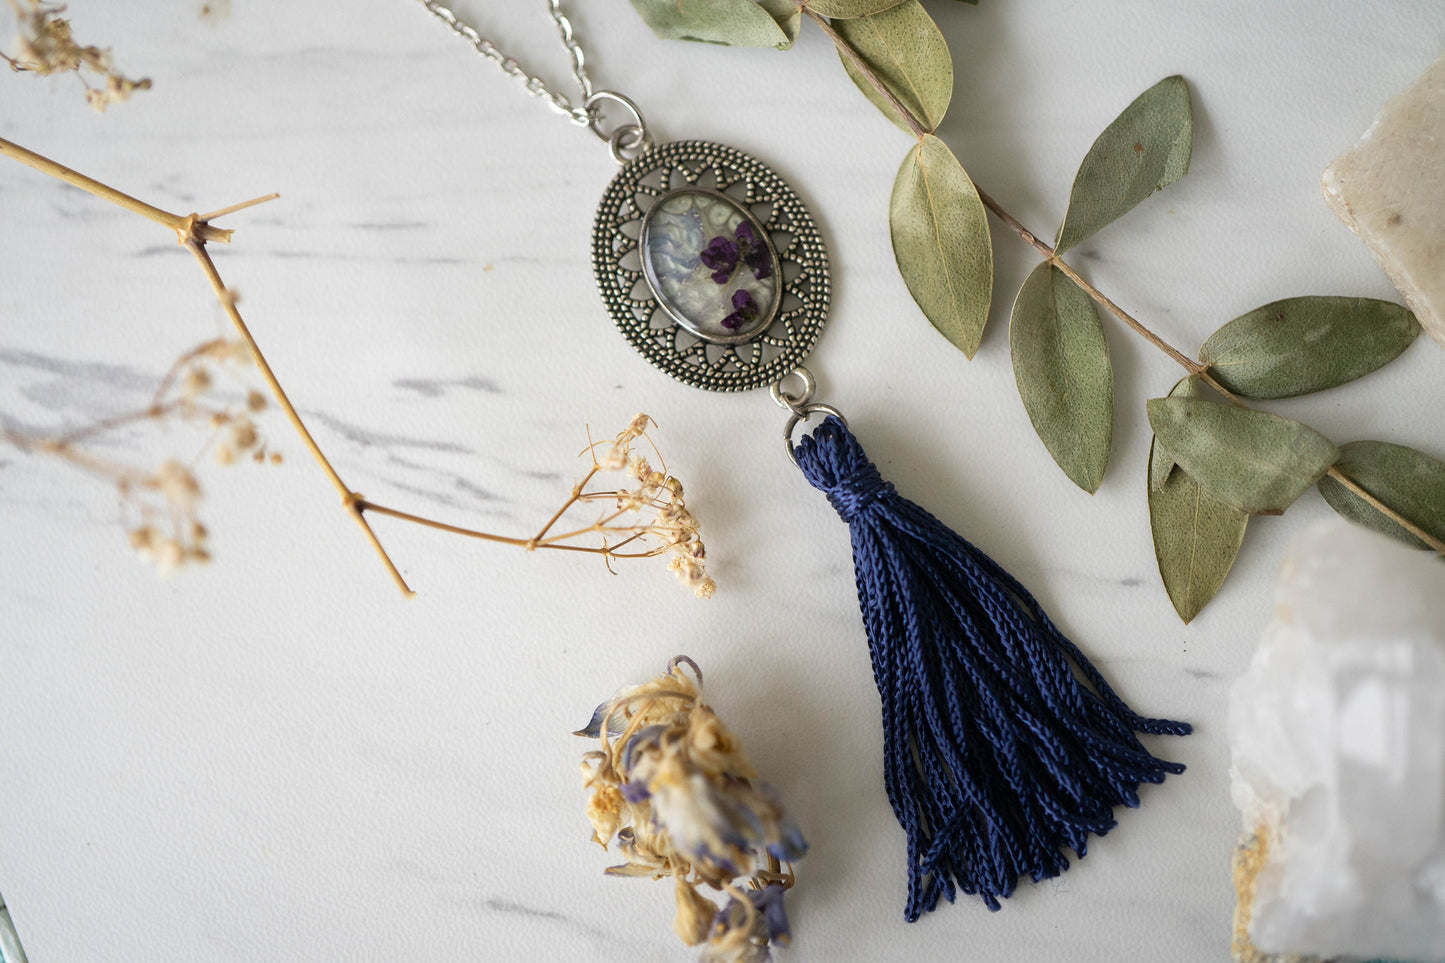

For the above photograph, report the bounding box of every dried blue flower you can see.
[620,780,651,804]
[749,884,790,946]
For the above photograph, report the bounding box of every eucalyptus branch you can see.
[806,16,1443,567]
[0,137,714,598]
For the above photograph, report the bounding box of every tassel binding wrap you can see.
[792,416,1191,920]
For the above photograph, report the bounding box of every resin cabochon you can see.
[641,190,779,344]
[591,140,831,392]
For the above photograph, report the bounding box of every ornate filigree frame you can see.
[592,141,830,392]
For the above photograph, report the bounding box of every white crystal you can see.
[1229,520,1445,961]
[1323,50,1445,352]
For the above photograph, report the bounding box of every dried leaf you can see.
[835,0,952,134]
[1148,376,1249,623]
[1198,297,1419,399]
[628,0,800,49]
[1317,441,1445,550]
[1009,262,1113,493]
[889,135,994,358]
[1150,375,1200,491]
[1055,76,1193,255]
[1145,397,1338,514]
[806,0,909,18]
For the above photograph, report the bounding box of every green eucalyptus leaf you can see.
[1009,262,1113,493]
[807,0,908,18]
[835,0,952,134]
[1317,441,1445,550]
[1149,376,1248,623]
[628,0,800,49]
[1055,75,1193,255]
[1145,397,1339,514]
[1149,375,1200,491]
[889,135,994,358]
[1198,297,1419,399]
[1148,432,1248,625]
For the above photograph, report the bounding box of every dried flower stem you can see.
[0,136,713,596]
[810,18,1445,559]
[0,138,231,243]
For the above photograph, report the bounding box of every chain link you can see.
[413,0,595,126]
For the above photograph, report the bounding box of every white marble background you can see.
[1,2,1442,960]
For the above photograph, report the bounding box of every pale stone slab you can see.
[1323,51,1445,350]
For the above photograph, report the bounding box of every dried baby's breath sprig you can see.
[577,657,805,962]
[4,0,150,111]
[0,336,278,574]
[0,137,714,597]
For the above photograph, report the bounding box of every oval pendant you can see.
[593,141,831,392]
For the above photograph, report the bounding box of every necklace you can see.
[413,0,1191,922]
[416,0,830,399]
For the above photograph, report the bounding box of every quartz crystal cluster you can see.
[1228,521,1445,962]
[577,657,805,963]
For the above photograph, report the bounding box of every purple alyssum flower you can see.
[733,221,772,282]
[700,222,772,286]
[721,290,760,332]
[699,235,739,284]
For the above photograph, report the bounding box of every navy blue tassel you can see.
[792,417,1190,920]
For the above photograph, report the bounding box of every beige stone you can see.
[1323,51,1445,350]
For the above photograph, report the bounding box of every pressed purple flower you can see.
[701,220,772,286]
[721,290,760,332]
[734,221,773,281]
[699,235,739,284]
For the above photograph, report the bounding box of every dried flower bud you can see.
[673,879,716,946]
[229,419,258,452]
[152,459,200,509]
[600,444,627,471]
[180,365,211,399]
[154,538,184,574]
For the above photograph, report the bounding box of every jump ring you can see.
[783,403,849,469]
[769,367,816,416]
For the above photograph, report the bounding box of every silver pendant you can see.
[592,141,830,392]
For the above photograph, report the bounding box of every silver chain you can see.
[413,0,595,126]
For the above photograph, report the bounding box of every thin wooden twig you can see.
[0,137,704,593]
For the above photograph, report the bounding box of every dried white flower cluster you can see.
[0,337,278,574]
[120,339,277,572]
[591,414,715,598]
[577,657,804,963]
[4,0,150,110]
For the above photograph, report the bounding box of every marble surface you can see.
[1,2,1442,961]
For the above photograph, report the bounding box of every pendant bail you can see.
[584,90,651,164]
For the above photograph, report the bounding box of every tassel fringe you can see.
[794,417,1190,920]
